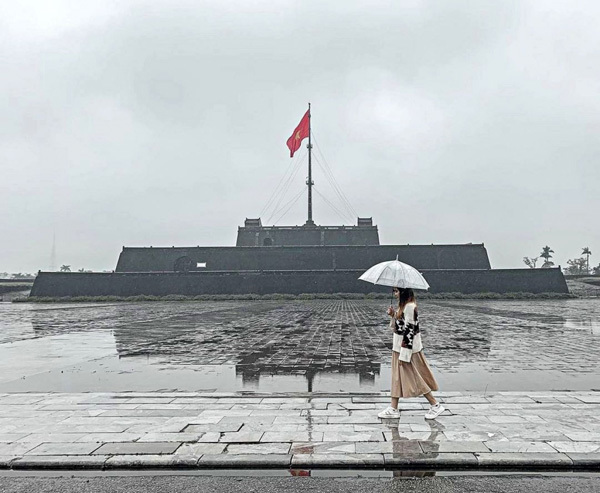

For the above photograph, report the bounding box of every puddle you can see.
[0,331,116,383]
[1,354,598,393]
[564,318,600,335]
[1,299,600,392]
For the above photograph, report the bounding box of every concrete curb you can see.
[10,456,109,470]
[2,453,600,471]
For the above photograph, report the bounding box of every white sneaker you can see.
[378,406,400,419]
[425,403,445,420]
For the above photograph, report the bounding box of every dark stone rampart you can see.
[115,244,492,273]
[30,267,567,297]
[236,224,380,247]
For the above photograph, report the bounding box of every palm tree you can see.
[540,245,555,268]
[59,265,71,272]
[582,247,592,274]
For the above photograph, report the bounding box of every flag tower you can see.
[306,103,314,226]
[286,104,314,226]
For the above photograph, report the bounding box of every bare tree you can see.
[523,257,539,268]
[565,258,588,275]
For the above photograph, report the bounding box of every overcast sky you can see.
[1,0,598,274]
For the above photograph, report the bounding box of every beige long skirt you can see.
[391,350,439,398]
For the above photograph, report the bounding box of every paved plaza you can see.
[1,298,599,470]
[1,299,600,392]
[1,391,600,470]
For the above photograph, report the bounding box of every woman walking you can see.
[378,287,445,420]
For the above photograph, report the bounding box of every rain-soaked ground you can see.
[0,299,599,393]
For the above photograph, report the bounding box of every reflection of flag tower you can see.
[50,232,56,272]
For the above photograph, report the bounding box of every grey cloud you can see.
[1,0,598,272]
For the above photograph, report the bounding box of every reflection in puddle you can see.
[0,331,116,384]
[564,318,600,335]
[0,299,599,392]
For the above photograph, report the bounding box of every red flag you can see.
[286,110,310,157]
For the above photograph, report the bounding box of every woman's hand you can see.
[387,306,395,317]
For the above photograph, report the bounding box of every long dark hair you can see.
[397,288,416,313]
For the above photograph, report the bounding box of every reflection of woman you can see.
[378,288,445,420]
[388,419,445,477]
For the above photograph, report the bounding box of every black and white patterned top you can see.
[390,302,423,362]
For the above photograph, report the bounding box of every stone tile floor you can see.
[1,391,600,470]
[2,299,600,392]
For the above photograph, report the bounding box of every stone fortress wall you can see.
[235,218,380,247]
[115,244,492,273]
[29,218,569,297]
[31,267,568,297]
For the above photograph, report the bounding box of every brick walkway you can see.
[1,391,599,470]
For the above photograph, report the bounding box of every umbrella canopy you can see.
[358,257,430,290]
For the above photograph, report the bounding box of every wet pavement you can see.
[1,299,600,392]
[1,299,600,471]
[1,391,600,470]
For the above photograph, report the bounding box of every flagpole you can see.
[306,103,314,226]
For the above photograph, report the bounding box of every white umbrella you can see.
[358,256,430,290]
